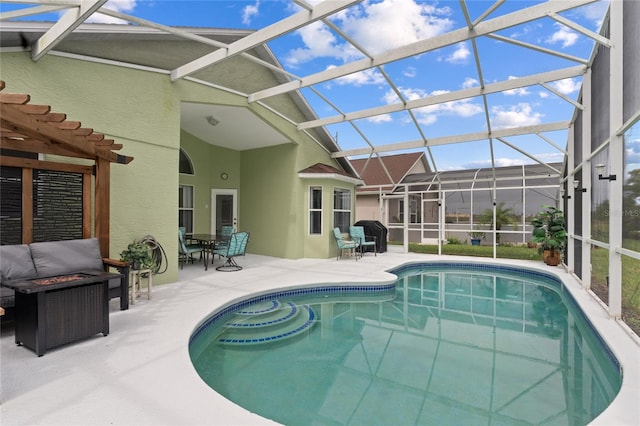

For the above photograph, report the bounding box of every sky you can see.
[2,0,624,173]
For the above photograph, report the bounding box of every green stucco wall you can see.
[1,52,181,284]
[1,50,356,286]
[179,130,241,235]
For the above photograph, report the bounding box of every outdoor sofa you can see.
[0,238,130,312]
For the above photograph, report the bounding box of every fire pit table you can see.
[3,271,120,356]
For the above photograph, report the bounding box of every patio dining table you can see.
[191,234,229,270]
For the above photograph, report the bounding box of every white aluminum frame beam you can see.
[170,0,361,81]
[249,0,597,103]
[0,4,68,20]
[495,137,562,174]
[96,8,302,80]
[332,121,569,158]
[547,11,612,48]
[298,66,585,129]
[31,0,107,61]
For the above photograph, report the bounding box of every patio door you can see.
[211,189,237,235]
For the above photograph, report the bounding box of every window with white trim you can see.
[179,148,194,175]
[333,188,352,232]
[309,186,322,235]
[178,185,194,235]
[399,199,419,223]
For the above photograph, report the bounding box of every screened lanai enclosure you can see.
[381,163,562,247]
[0,0,638,330]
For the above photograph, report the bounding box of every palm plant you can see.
[479,202,518,244]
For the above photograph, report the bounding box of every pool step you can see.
[218,301,316,345]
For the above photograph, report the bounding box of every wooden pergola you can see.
[0,80,133,257]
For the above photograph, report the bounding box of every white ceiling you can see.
[180,103,289,151]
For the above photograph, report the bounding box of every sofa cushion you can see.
[0,244,37,281]
[30,238,104,277]
[1,285,15,308]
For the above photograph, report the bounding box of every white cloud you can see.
[491,103,542,129]
[285,22,360,67]
[367,114,393,123]
[509,23,542,40]
[285,21,361,67]
[551,78,581,95]
[242,1,260,25]
[626,139,640,168]
[91,0,137,24]
[577,0,609,30]
[445,43,470,63]
[286,0,453,66]
[403,66,417,78]
[381,87,482,126]
[332,67,385,86]
[466,158,526,169]
[463,152,564,169]
[503,76,531,96]
[462,77,478,89]
[546,24,579,48]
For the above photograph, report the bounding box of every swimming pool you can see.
[189,262,622,425]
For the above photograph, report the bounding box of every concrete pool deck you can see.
[1,250,639,425]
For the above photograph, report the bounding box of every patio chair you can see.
[332,227,359,261]
[212,225,235,262]
[178,228,204,269]
[349,225,377,256]
[212,231,250,271]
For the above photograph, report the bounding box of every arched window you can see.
[179,148,194,175]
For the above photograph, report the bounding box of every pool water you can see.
[189,264,621,426]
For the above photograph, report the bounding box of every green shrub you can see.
[446,236,463,245]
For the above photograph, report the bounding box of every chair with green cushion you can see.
[178,228,204,269]
[349,225,377,257]
[332,227,359,260]
[212,231,250,271]
[212,225,235,262]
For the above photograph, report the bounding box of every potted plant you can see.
[531,205,567,266]
[120,240,155,271]
[468,231,486,246]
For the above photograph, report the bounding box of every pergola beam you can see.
[249,0,597,103]
[170,0,360,81]
[0,82,133,164]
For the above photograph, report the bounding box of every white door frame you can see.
[211,189,238,233]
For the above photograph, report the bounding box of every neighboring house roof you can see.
[350,152,428,192]
[298,163,363,186]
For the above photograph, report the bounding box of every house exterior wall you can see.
[1,53,180,284]
[355,193,382,221]
[179,130,241,235]
[1,51,355,285]
[240,142,352,260]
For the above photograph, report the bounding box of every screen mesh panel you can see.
[624,0,640,121]
[32,170,84,242]
[0,166,22,245]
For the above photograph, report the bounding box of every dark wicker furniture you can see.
[0,238,128,355]
[4,272,119,356]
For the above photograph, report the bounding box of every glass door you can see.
[211,189,237,234]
